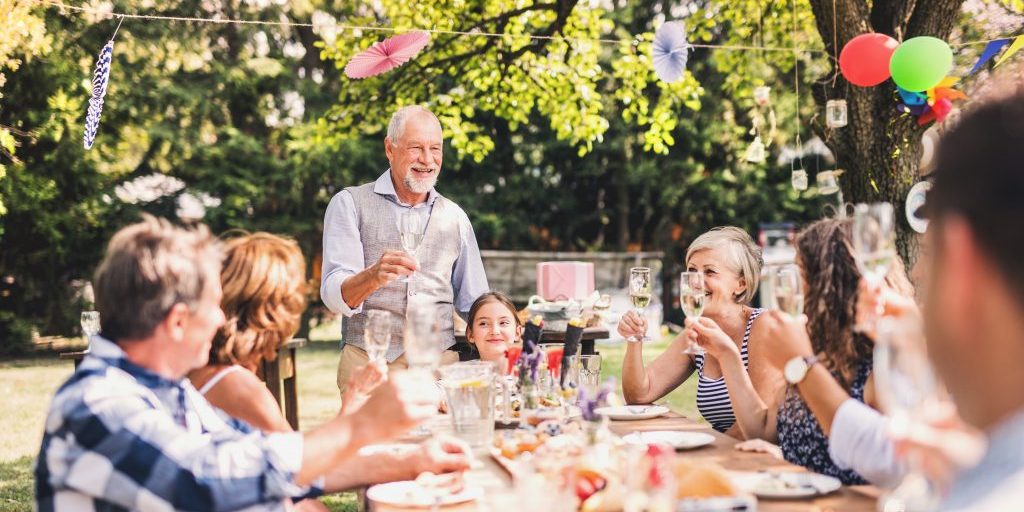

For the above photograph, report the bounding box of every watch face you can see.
[784,357,807,384]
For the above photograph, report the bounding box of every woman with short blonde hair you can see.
[620,226,786,441]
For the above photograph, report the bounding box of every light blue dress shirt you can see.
[942,409,1024,510]
[320,170,489,327]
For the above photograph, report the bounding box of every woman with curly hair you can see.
[767,218,914,484]
[188,233,469,507]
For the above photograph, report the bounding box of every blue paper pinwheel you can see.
[651,21,690,83]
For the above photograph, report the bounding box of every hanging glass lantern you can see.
[816,170,841,195]
[826,99,848,128]
[745,136,766,163]
[791,169,808,191]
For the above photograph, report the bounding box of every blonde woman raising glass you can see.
[619,226,785,440]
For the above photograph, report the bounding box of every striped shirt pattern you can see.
[694,308,764,432]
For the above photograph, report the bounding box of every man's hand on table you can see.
[411,436,473,476]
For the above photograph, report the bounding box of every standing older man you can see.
[321,105,488,395]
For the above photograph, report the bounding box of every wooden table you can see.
[454,327,610,357]
[60,338,307,431]
[370,412,879,511]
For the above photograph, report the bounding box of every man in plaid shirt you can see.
[35,216,441,511]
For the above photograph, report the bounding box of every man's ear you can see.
[163,303,190,344]
[384,137,395,161]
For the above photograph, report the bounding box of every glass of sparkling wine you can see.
[853,202,896,329]
[398,210,424,281]
[627,267,653,342]
[81,311,100,348]
[771,265,804,317]
[404,300,444,437]
[679,272,706,355]
[364,310,393,369]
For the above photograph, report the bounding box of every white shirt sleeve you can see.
[829,398,907,488]
[320,191,364,317]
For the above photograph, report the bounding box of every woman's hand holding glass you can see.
[617,310,648,344]
[685,317,740,363]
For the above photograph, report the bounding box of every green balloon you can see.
[889,37,953,92]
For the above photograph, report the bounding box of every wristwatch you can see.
[784,354,819,385]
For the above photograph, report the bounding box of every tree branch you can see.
[905,0,967,38]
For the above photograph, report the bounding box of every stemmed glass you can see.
[81,311,100,349]
[627,267,653,342]
[770,265,804,318]
[874,317,942,512]
[365,310,393,374]
[853,203,896,329]
[679,272,706,356]
[398,210,424,282]
[404,301,444,437]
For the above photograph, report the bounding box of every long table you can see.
[371,411,879,511]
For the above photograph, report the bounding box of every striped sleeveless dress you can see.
[694,308,764,433]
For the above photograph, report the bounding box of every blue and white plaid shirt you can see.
[35,336,318,511]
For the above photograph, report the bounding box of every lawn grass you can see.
[0,323,698,511]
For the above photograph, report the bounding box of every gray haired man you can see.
[321,105,489,396]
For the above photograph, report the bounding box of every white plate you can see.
[367,480,483,508]
[623,430,716,450]
[729,471,842,499]
[594,405,669,420]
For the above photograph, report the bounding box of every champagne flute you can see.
[365,310,393,372]
[770,265,805,317]
[874,316,942,512]
[81,311,100,348]
[627,267,653,342]
[853,203,896,330]
[399,210,424,282]
[679,272,706,356]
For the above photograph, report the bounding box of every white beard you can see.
[405,171,438,194]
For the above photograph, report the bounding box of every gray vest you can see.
[342,182,461,361]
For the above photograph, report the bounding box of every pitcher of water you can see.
[439,361,496,448]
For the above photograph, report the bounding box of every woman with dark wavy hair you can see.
[772,217,914,484]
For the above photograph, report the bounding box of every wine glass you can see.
[770,265,804,318]
[853,203,896,330]
[404,301,444,437]
[365,310,393,371]
[81,311,100,348]
[627,267,653,342]
[874,316,942,512]
[679,272,706,356]
[398,210,424,281]
[853,203,896,284]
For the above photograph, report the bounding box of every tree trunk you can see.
[806,0,965,261]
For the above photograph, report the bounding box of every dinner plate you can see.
[366,480,483,508]
[729,471,842,499]
[594,405,669,420]
[623,430,715,450]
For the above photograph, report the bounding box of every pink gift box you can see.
[536,261,595,301]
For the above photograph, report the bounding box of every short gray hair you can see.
[386,105,440,142]
[685,226,763,304]
[94,215,223,341]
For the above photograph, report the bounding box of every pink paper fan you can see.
[344,31,431,79]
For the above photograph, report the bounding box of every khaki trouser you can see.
[336,344,459,397]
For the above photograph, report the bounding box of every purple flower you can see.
[579,378,615,421]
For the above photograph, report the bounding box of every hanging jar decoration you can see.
[791,135,808,191]
[746,136,766,163]
[816,169,842,195]
[746,85,776,164]
[826,99,848,128]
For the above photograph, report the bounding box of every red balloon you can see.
[839,33,900,87]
